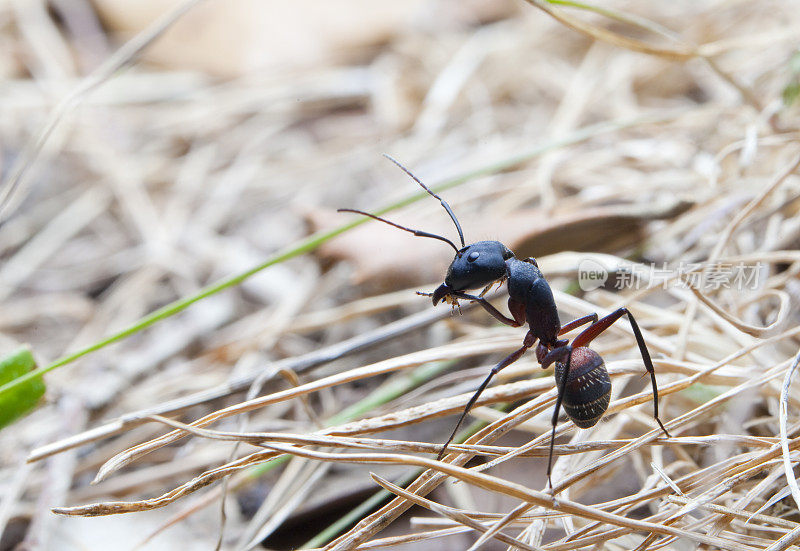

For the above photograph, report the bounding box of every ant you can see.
[340,155,671,487]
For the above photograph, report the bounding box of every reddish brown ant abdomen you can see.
[555,347,611,428]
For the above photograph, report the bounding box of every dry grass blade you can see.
[369,473,544,551]
[523,0,694,60]
[310,527,472,551]
[666,495,799,531]
[763,525,800,551]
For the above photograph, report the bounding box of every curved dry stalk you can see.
[145,415,777,458]
[778,348,800,511]
[688,286,791,337]
[525,0,768,115]
[523,0,695,61]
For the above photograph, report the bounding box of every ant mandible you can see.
[340,155,671,487]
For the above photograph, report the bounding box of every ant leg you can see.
[450,291,521,327]
[558,313,599,336]
[572,308,670,438]
[437,332,535,460]
[540,345,573,490]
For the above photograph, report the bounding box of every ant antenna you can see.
[383,154,466,248]
[337,209,459,253]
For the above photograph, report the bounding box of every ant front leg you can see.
[572,308,670,438]
[449,291,522,328]
[437,331,536,460]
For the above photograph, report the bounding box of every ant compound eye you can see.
[467,251,480,262]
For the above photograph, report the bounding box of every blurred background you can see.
[1,0,800,549]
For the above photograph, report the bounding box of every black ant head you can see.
[429,241,513,304]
